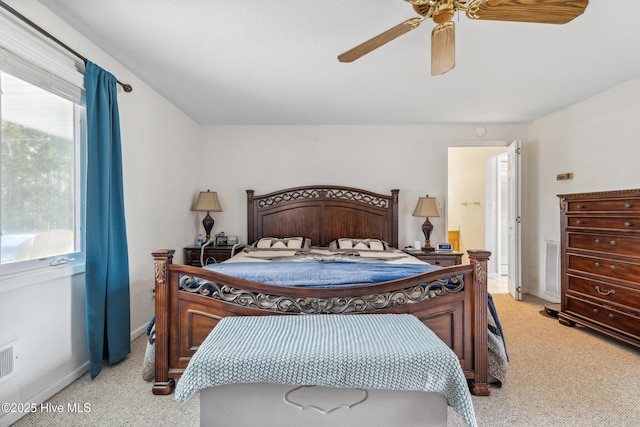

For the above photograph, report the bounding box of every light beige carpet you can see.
[12,293,640,426]
[448,293,640,426]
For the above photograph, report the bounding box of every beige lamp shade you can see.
[193,191,222,212]
[412,196,441,218]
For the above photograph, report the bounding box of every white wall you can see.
[524,76,640,300]
[198,125,526,249]
[0,2,201,425]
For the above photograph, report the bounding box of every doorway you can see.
[485,152,509,293]
[447,146,512,294]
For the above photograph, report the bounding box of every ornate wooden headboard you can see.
[246,185,399,248]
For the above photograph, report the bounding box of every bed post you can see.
[467,249,491,396]
[391,189,399,249]
[246,189,255,246]
[151,249,175,395]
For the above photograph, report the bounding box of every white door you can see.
[484,156,499,279]
[507,140,522,300]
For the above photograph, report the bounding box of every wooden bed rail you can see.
[151,248,491,396]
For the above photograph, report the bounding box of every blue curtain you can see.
[84,61,131,379]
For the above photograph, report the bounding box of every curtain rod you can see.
[0,0,132,92]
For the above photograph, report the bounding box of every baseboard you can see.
[528,289,559,303]
[0,361,89,427]
[131,323,148,341]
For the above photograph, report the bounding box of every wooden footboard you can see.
[151,249,490,396]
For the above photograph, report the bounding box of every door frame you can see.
[507,139,522,300]
[447,141,521,298]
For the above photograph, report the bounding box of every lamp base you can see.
[421,218,435,252]
[202,213,214,243]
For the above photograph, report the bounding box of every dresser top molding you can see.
[558,189,640,199]
[558,189,640,212]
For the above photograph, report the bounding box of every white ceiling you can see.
[37,0,640,125]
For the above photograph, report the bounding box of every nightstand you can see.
[184,245,244,266]
[403,249,463,267]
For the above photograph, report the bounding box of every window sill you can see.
[0,259,85,293]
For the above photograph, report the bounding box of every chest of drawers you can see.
[558,189,640,349]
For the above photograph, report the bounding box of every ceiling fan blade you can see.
[338,17,424,63]
[431,22,455,76]
[466,0,588,25]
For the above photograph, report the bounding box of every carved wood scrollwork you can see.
[179,276,464,314]
[473,259,487,286]
[155,260,167,283]
[257,188,389,209]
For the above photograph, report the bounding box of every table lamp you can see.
[193,190,222,243]
[412,196,441,251]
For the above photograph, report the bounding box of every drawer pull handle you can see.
[593,308,599,314]
[577,204,584,209]
[624,221,633,227]
[610,240,616,246]
[609,314,615,319]
[625,203,633,208]
[610,265,616,271]
[576,220,583,225]
[595,286,616,296]
[594,262,600,267]
[594,239,600,244]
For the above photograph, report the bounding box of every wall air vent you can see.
[0,342,16,384]
[545,241,560,297]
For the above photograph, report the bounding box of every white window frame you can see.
[0,9,86,278]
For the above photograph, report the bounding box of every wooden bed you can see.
[151,185,491,398]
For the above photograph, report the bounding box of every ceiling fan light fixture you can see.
[433,0,456,24]
[413,4,432,17]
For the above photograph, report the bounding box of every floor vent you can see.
[545,241,560,297]
[0,342,16,384]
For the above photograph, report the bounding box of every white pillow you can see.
[254,237,310,249]
[332,238,389,251]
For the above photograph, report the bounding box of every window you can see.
[0,16,86,275]
[0,72,84,271]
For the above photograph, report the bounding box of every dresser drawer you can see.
[424,256,458,267]
[568,232,640,258]
[567,254,640,282]
[566,296,640,338]
[402,250,462,266]
[567,275,640,311]
[566,198,640,213]
[566,216,640,232]
[184,245,244,266]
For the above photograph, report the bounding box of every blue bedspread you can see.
[176,313,477,426]
[204,261,444,288]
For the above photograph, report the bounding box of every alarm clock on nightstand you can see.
[215,232,228,246]
[437,242,453,252]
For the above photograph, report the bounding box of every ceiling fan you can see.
[338,0,589,76]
